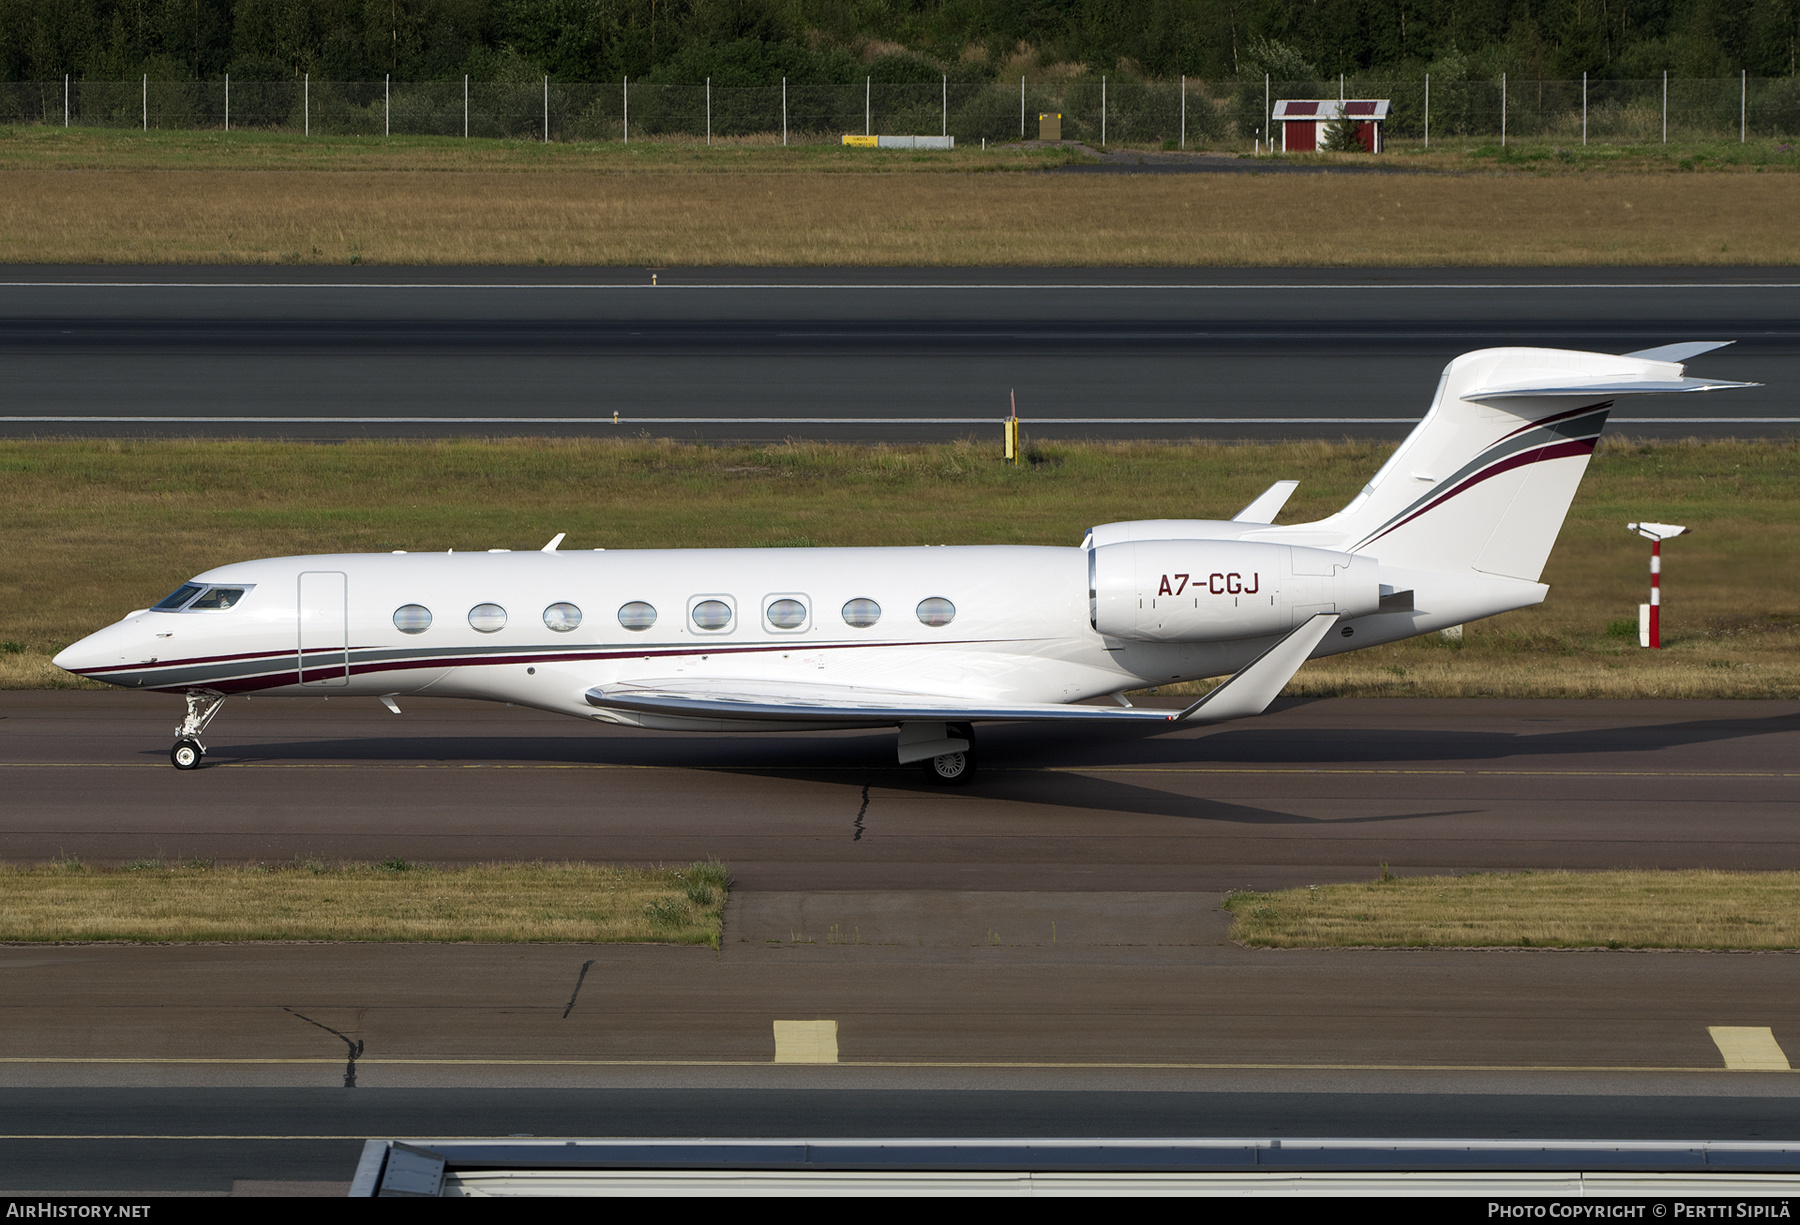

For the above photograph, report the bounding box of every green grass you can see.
[1227,869,1800,950]
[0,857,729,944]
[2,436,1794,696]
[0,123,1091,173]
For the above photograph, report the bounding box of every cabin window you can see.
[153,583,203,611]
[543,602,582,632]
[916,597,956,627]
[841,598,881,628]
[618,601,657,631]
[393,605,432,634]
[691,599,734,632]
[468,603,507,633]
[765,598,808,631]
[187,587,247,611]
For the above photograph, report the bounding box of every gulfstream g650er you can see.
[55,344,1751,781]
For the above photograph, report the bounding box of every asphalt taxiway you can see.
[5,692,1798,1193]
[0,267,1793,441]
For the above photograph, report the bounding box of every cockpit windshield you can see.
[187,587,247,610]
[150,584,250,612]
[153,583,204,611]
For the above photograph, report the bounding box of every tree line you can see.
[0,0,1794,87]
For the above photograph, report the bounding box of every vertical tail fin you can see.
[1299,347,1752,581]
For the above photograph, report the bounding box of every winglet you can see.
[541,533,566,553]
[1176,612,1339,724]
[1232,480,1300,524]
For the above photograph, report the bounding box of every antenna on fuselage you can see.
[541,533,566,553]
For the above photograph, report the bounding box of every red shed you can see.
[1272,99,1390,152]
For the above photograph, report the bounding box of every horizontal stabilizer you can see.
[1465,376,1757,399]
[1232,480,1300,524]
[1623,341,1734,363]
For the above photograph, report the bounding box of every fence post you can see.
[1101,75,1106,145]
[782,77,787,146]
[543,76,548,143]
[1662,70,1667,143]
[1264,73,1269,145]
[623,77,627,143]
[1424,73,1429,148]
[1180,75,1185,149]
[141,73,146,130]
[1582,71,1587,145]
[305,73,309,136]
[1501,72,1506,146]
[865,76,869,136]
[224,73,229,131]
[1741,69,1746,141]
[707,78,711,145]
[385,74,390,136]
[941,74,946,137]
[463,74,468,138]
[1020,75,1024,137]
[64,73,68,128]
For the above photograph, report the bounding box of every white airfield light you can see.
[52,343,1752,778]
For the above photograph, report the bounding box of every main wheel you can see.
[924,748,976,785]
[170,738,204,770]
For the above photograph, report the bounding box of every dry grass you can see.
[1227,870,1800,950]
[0,858,728,944]
[0,166,1795,265]
[3,437,1793,698]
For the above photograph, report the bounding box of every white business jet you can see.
[56,344,1751,780]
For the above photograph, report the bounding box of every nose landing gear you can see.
[170,690,225,770]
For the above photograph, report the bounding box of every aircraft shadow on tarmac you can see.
[185,704,1795,826]
[201,704,1799,771]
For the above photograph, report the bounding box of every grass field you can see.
[1226,870,1800,950]
[2,436,1793,698]
[0,858,728,944]
[0,128,1796,265]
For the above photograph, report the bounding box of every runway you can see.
[7,695,1799,1192]
[0,266,1794,442]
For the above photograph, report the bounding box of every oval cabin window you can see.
[393,604,432,634]
[617,601,657,631]
[841,598,881,628]
[766,598,807,630]
[691,600,733,631]
[543,602,582,632]
[916,597,956,627]
[468,603,507,633]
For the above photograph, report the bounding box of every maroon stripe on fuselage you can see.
[123,636,1009,694]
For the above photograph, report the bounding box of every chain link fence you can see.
[0,76,1795,146]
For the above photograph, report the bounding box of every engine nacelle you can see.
[1089,540,1380,642]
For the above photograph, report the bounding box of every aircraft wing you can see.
[586,613,1341,727]
[586,678,1180,723]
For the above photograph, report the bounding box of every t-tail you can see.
[1300,343,1753,581]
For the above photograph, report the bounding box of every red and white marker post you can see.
[1627,522,1689,649]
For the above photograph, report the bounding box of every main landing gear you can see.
[923,722,977,785]
[170,690,225,770]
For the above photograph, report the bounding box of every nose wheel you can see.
[169,690,225,771]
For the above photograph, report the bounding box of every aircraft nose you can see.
[54,622,134,676]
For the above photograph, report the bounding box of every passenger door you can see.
[298,571,349,687]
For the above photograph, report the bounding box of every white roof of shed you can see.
[1272,99,1392,121]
